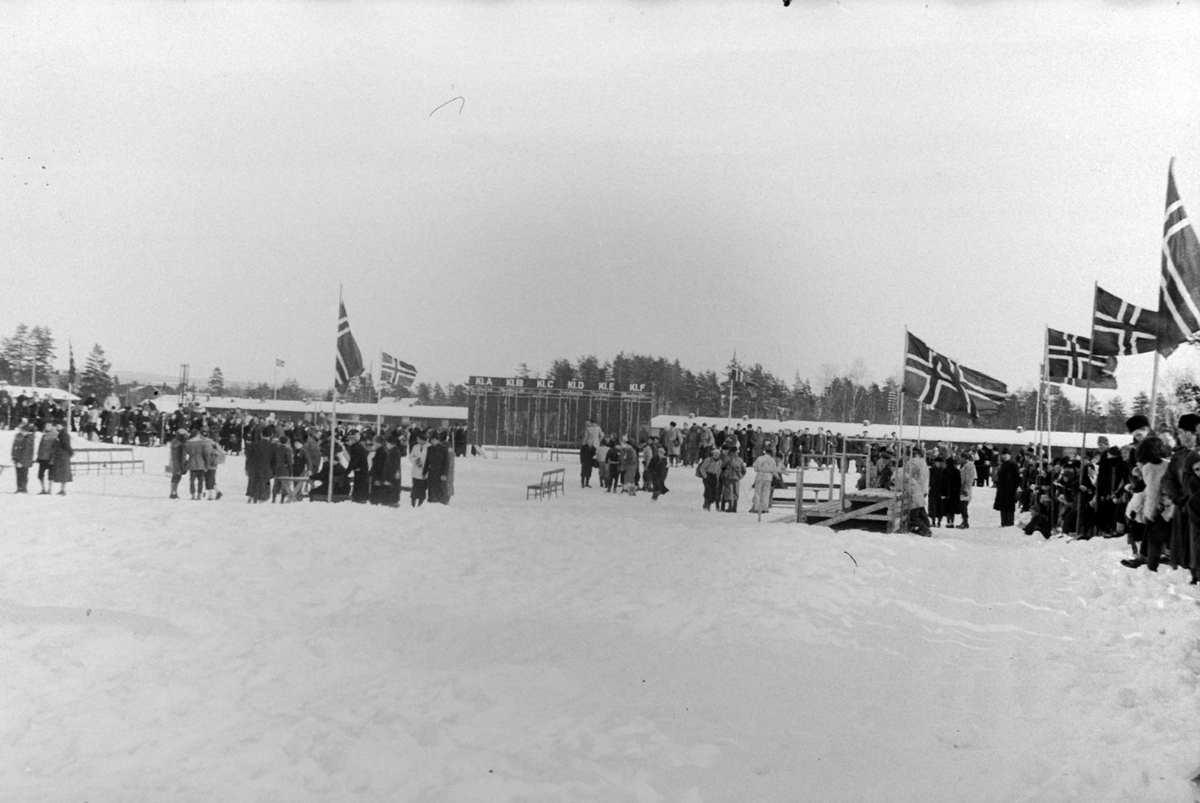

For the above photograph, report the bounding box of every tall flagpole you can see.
[328,286,341,503]
[1075,282,1099,536]
[896,327,907,534]
[1149,349,1162,429]
[1034,324,1047,458]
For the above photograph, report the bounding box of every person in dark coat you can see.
[48,425,74,495]
[346,432,371,503]
[928,457,945,526]
[10,422,36,493]
[1095,442,1124,537]
[579,442,595,488]
[1166,414,1200,574]
[993,448,1021,527]
[270,435,294,503]
[941,455,962,527]
[424,430,451,504]
[370,435,404,506]
[243,426,275,503]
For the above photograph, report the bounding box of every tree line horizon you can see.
[2,323,1191,433]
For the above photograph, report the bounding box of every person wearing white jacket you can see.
[408,431,429,508]
[958,453,977,529]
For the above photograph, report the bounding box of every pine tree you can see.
[0,323,30,384]
[431,383,448,405]
[277,378,305,401]
[1105,395,1127,433]
[414,382,433,405]
[1131,391,1151,417]
[207,367,225,395]
[28,326,55,386]
[78,343,113,400]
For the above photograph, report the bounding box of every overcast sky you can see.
[4,1,1199,402]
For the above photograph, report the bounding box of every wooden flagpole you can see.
[1149,349,1162,429]
[896,327,907,533]
[328,285,341,503]
[1074,281,1100,536]
[1034,324,1047,458]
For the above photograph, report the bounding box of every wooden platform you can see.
[800,488,897,529]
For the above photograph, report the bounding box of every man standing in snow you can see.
[904,448,932,536]
[993,448,1021,526]
[425,430,451,504]
[346,431,371,503]
[10,422,35,493]
[749,449,779,514]
[662,421,682,467]
[409,430,428,507]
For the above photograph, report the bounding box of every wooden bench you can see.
[527,468,565,500]
[73,447,145,475]
[274,476,313,503]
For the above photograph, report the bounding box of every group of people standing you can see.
[8,421,74,495]
[577,419,784,513]
[236,423,456,508]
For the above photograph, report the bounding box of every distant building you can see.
[157,394,467,429]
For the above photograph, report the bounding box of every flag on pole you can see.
[335,300,364,393]
[604,365,615,383]
[1092,286,1159,356]
[379,352,417,389]
[1046,328,1118,390]
[903,332,1008,419]
[276,358,285,368]
[1157,159,1200,356]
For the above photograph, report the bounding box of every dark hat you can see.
[1001,447,1011,455]
[1179,413,1200,433]
[1126,414,1150,433]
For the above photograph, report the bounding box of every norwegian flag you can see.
[903,332,1007,419]
[1092,286,1159,356]
[1157,160,1200,357]
[335,300,364,394]
[1046,328,1117,390]
[380,352,417,389]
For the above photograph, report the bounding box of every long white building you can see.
[650,414,1131,451]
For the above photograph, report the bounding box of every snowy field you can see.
[1,435,1199,802]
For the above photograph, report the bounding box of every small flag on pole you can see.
[276,358,285,368]
[335,300,364,393]
[1046,328,1118,390]
[903,332,1007,419]
[380,352,417,389]
[1157,159,1200,357]
[1093,286,1159,356]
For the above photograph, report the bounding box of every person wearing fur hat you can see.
[993,448,1021,527]
[1122,433,1175,571]
[1166,413,1200,577]
[1122,414,1161,562]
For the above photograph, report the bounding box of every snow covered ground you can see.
[1,435,1198,802]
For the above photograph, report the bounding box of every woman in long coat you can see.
[49,425,74,495]
[941,455,962,527]
[958,454,976,528]
[244,429,276,503]
[928,458,945,526]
